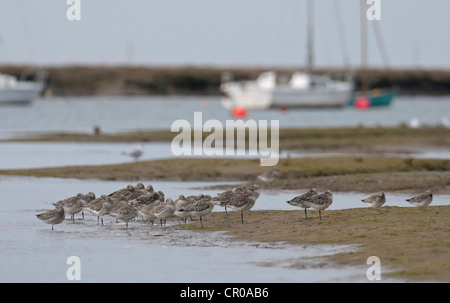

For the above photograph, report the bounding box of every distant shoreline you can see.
[1,65,450,97]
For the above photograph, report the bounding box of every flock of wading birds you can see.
[36,178,434,230]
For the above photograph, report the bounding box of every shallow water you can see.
[0,142,172,169]
[1,95,448,282]
[0,96,449,137]
[0,141,449,170]
[0,176,417,282]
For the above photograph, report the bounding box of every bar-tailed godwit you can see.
[36,205,65,230]
[286,188,318,219]
[362,192,386,208]
[406,190,433,207]
[305,190,333,220]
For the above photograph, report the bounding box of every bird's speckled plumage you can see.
[362,192,386,208]
[36,206,65,230]
[406,190,433,207]
[108,185,135,200]
[286,188,318,219]
[175,195,214,227]
[222,190,257,223]
[287,188,318,208]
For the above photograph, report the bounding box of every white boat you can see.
[0,72,45,105]
[221,71,353,110]
[220,0,353,110]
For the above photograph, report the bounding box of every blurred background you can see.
[0,0,449,134]
[0,0,449,68]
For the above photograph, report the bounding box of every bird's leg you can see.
[52,225,54,230]
[200,217,203,228]
[82,211,84,220]
[319,211,322,220]
[225,207,228,215]
[97,216,100,224]
[304,209,308,219]
[241,211,244,224]
[101,218,104,226]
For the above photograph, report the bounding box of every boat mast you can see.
[360,0,369,93]
[306,0,314,74]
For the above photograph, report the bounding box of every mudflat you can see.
[6,127,450,153]
[1,157,449,194]
[180,205,450,281]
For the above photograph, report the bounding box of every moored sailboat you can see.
[349,0,396,107]
[220,0,353,110]
[0,71,46,105]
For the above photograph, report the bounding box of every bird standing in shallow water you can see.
[109,203,137,228]
[54,193,85,223]
[147,198,176,227]
[174,195,195,223]
[137,201,160,224]
[36,205,65,230]
[175,195,214,227]
[123,144,144,161]
[83,195,113,225]
[406,190,433,207]
[130,191,163,219]
[80,192,96,219]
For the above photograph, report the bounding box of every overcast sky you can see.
[0,0,449,69]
